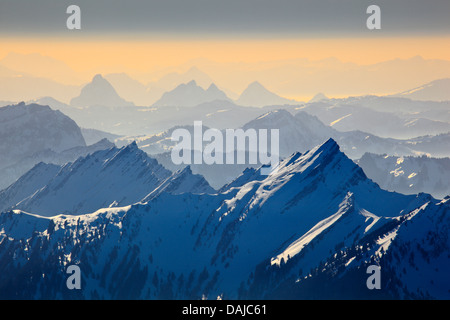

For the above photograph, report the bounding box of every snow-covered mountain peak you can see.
[309,137,340,158]
[178,164,193,175]
[220,138,364,217]
[0,143,172,216]
[0,138,448,299]
[277,138,341,172]
[141,164,215,202]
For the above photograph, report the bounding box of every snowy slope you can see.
[261,197,449,299]
[115,124,211,155]
[0,139,446,299]
[151,109,450,189]
[0,142,216,217]
[0,162,61,213]
[0,143,171,216]
[357,153,450,199]
[218,167,266,193]
[0,138,114,191]
[0,102,88,189]
[298,99,450,139]
[141,166,215,202]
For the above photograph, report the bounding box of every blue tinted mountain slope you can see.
[0,103,86,168]
[392,78,450,102]
[0,139,447,299]
[0,138,114,191]
[0,142,215,216]
[357,153,450,199]
[0,102,90,188]
[152,109,450,189]
[298,98,450,139]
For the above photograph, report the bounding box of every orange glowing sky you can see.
[1,35,449,102]
[1,36,449,75]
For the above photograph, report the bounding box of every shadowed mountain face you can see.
[0,103,122,190]
[357,153,450,199]
[0,142,214,216]
[0,103,86,170]
[0,139,447,300]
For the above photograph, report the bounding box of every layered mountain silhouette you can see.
[0,102,86,170]
[236,81,298,107]
[357,153,450,199]
[70,74,134,107]
[148,109,450,188]
[1,51,449,301]
[308,92,329,102]
[152,80,230,107]
[0,103,119,190]
[393,78,450,101]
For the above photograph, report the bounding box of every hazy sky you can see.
[1,0,449,37]
[0,0,449,101]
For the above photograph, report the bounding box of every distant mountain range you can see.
[0,102,85,170]
[296,96,450,139]
[392,78,450,102]
[0,138,114,191]
[45,99,281,136]
[140,109,450,188]
[357,153,450,199]
[0,102,116,190]
[3,102,449,192]
[236,81,299,107]
[0,139,447,299]
[1,53,450,105]
[153,80,231,107]
[1,52,449,301]
[23,86,450,140]
[70,74,134,108]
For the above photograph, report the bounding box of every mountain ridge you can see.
[1,139,446,299]
[236,81,298,107]
[152,80,231,107]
